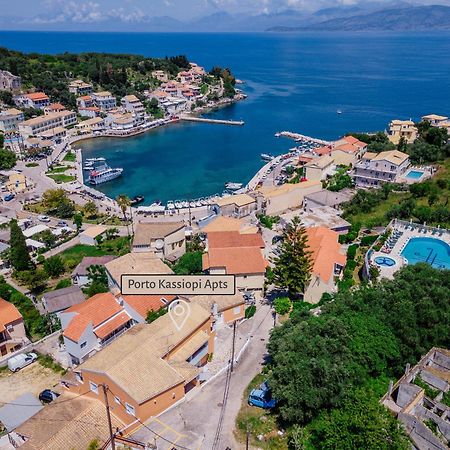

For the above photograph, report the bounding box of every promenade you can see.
[179,116,244,126]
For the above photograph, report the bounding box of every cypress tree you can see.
[9,220,32,271]
[272,216,312,299]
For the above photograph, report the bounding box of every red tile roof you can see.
[26,92,49,101]
[314,146,332,156]
[63,293,123,342]
[94,312,130,340]
[306,227,346,284]
[207,231,265,249]
[122,294,176,319]
[203,247,267,275]
[0,297,22,332]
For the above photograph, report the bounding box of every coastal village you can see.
[0,49,449,450]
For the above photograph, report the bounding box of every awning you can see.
[95,312,130,340]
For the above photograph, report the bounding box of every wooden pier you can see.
[180,116,244,126]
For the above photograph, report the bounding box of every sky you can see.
[0,0,449,26]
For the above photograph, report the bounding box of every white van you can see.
[8,352,38,372]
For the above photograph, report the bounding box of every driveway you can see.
[130,303,274,450]
[0,361,63,404]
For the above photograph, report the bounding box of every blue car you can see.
[4,194,15,202]
[248,381,276,409]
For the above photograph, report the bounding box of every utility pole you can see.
[230,321,237,372]
[101,384,116,450]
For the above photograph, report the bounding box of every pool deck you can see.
[370,221,450,279]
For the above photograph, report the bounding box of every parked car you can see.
[4,194,15,202]
[38,215,51,223]
[39,389,60,404]
[248,381,276,409]
[57,220,68,227]
[7,352,38,372]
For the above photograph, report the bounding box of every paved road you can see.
[130,303,273,450]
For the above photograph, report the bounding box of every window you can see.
[233,306,241,315]
[80,342,87,349]
[75,372,83,383]
[114,396,121,405]
[89,381,99,395]
[125,402,135,416]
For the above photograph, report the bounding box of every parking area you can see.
[0,361,62,403]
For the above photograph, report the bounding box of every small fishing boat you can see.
[189,201,196,208]
[337,109,342,115]
[167,200,175,210]
[85,157,106,163]
[181,200,189,208]
[130,195,145,206]
[174,200,182,209]
[195,199,202,207]
[261,153,274,162]
[225,182,243,191]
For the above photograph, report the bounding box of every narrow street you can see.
[130,303,274,450]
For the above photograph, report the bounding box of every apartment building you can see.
[388,119,418,144]
[60,292,133,366]
[19,92,50,109]
[0,297,29,356]
[121,94,145,117]
[19,110,77,137]
[304,227,346,303]
[0,70,21,91]
[353,150,410,187]
[0,108,24,132]
[331,135,368,166]
[203,230,267,292]
[212,194,257,218]
[65,303,214,430]
[68,79,93,96]
[91,91,117,111]
[421,114,448,127]
[305,155,335,181]
[132,221,186,260]
[76,95,94,109]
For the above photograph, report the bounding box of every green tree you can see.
[38,229,56,248]
[172,252,203,275]
[272,216,312,299]
[115,194,131,239]
[308,389,409,450]
[274,297,291,315]
[17,269,49,292]
[43,255,65,278]
[83,201,98,219]
[0,148,17,169]
[9,220,32,271]
[73,213,83,231]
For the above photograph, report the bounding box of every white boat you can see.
[195,199,202,207]
[225,182,243,191]
[261,153,274,161]
[189,201,196,208]
[86,157,106,163]
[337,109,342,115]
[88,166,123,185]
[181,200,189,208]
[167,201,175,210]
[200,198,208,206]
[174,200,182,209]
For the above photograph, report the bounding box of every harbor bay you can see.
[2,31,450,203]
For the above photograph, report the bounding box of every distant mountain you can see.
[1,3,450,32]
[268,5,450,31]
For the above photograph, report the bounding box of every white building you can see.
[91,91,117,112]
[68,80,93,96]
[121,95,145,117]
[353,150,410,187]
[0,108,24,132]
[15,92,50,109]
[19,111,77,138]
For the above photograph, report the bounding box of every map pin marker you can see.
[168,299,191,331]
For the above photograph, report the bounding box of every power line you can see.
[0,390,91,407]
[106,386,193,450]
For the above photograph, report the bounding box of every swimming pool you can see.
[374,256,397,267]
[405,170,424,180]
[401,237,450,270]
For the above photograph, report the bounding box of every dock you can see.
[180,116,244,126]
[276,131,332,146]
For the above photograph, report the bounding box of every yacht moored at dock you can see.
[88,166,123,185]
[225,182,243,191]
[261,153,274,161]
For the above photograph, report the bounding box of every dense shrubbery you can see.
[172,251,203,275]
[0,47,190,105]
[267,264,450,447]
[0,276,51,340]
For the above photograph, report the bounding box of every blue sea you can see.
[1,31,449,203]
